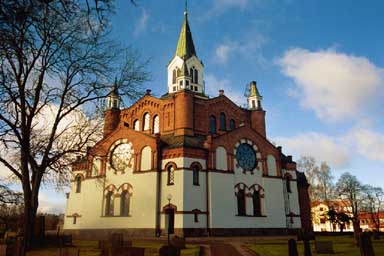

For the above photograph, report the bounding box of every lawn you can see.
[26,240,200,256]
[248,236,384,256]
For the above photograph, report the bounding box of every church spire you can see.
[167,3,204,95]
[175,0,196,60]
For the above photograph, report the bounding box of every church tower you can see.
[247,81,266,137]
[103,80,121,137]
[247,81,263,110]
[167,4,204,94]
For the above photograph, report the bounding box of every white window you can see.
[153,115,160,134]
[134,120,140,131]
[143,113,150,131]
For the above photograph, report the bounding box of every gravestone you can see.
[0,244,6,256]
[13,236,25,256]
[35,216,45,239]
[303,239,312,256]
[359,233,375,256]
[59,234,73,247]
[315,241,334,254]
[57,247,80,256]
[170,236,186,249]
[159,245,180,256]
[288,239,298,256]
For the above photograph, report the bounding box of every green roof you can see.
[175,12,197,60]
[250,81,262,98]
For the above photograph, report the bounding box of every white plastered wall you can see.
[282,169,302,228]
[160,157,207,229]
[64,143,158,230]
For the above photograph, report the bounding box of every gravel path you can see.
[210,244,242,256]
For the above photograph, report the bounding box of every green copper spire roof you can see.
[175,8,197,60]
[250,81,262,98]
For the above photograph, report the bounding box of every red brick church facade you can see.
[66,6,311,237]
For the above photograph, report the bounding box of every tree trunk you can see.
[22,180,39,250]
[353,220,361,246]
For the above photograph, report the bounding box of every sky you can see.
[2,0,384,213]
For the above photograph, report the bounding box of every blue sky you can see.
[3,0,383,213]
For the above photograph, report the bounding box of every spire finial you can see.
[184,0,188,16]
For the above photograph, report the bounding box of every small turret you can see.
[104,80,121,137]
[105,79,120,110]
[247,81,263,110]
[246,81,266,137]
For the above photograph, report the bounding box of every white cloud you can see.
[274,132,350,168]
[214,35,267,65]
[215,44,232,64]
[204,74,245,105]
[209,0,250,15]
[278,48,384,122]
[345,127,384,161]
[134,9,149,36]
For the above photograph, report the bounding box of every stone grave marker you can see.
[0,244,6,256]
[359,232,375,256]
[170,236,186,249]
[159,245,180,256]
[314,240,334,254]
[288,239,298,256]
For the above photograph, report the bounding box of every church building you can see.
[64,7,311,237]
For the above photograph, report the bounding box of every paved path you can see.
[210,244,242,256]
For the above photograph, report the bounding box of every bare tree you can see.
[0,184,23,205]
[0,0,148,247]
[336,172,366,245]
[297,156,319,200]
[316,162,334,203]
[364,185,384,233]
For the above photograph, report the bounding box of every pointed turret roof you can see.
[175,8,197,60]
[109,78,119,97]
[250,81,262,98]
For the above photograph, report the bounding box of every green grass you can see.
[248,236,384,256]
[26,239,200,256]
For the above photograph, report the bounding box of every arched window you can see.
[194,69,198,84]
[133,119,140,131]
[237,189,246,216]
[143,112,150,131]
[229,119,235,130]
[167,165,175,185]
[172,69,177,84]
[192,165,200,186]
[253,190,261,216]
[75,176,82,193]
[190,68,194,83]
[153,115,160,134]
[209,115,216,134]
[105,191,114,216]
[286,175,292,193]
[120,191,130,216]
[219,112,226,131]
